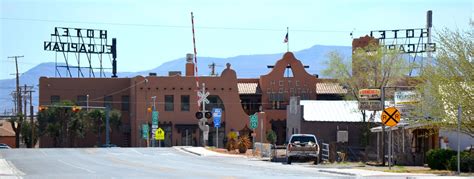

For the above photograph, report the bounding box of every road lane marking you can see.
[130,148,143,155]
[58,159,96,174]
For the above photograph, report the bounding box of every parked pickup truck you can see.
[286,134,320,164]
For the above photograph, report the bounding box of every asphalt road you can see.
[0,147,340,178]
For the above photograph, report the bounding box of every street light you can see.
[86,94,89,111]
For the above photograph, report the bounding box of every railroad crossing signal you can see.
[381,107,401,127]
[197,90,210,105]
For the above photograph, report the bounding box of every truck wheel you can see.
[286,157,292,164]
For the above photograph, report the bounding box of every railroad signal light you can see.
[204,112,212,119]
[147,107,152,113]
[195,111,203,119]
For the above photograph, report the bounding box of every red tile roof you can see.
[316,83,347,94]
[238,83,261,94]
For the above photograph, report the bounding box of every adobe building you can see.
[39,52,344,147]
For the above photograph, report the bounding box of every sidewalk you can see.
[181,147,471,177]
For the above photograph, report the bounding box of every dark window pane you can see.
[181,95,190,111]
[165,95,174,111]
[104,95,113,109]
[51,95,60,104]
[77,95,87,106]
[122,95,130,111]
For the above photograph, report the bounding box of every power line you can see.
[1,17,364,33]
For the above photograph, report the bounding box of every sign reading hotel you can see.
[44,27,113,54]
[370,28,436,54]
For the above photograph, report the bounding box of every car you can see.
[286,134,320,165]
[0,143,11,149]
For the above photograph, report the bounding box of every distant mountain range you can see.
[0,45,352,113]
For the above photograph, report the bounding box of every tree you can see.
[86,109,122,146]
[417,22,473,137]
[323,43,410,122]
[37,101,89,147]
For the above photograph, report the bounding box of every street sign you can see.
[358,100,383,111]
[212,108,222,128]
[381,107,401,127]
[155,128,165,140]
[359,89,381,99]
[395,91,419,119]
[152,111,159,129]
[250,114,258,129]
[142,124,149,139]
[197,91,210,105]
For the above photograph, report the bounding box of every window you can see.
[51,95,60,104]
[181,95,190,111]
[205,95,225,111]
[165,95,174,111]
[104,95,113,109]
[121,95,130,111]
[295,80,300,86]
[279,80,284,86]
[77,95,87,106]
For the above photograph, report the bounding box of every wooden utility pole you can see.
[8,55,24,148]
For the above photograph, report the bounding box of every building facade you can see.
[39,52,341,147]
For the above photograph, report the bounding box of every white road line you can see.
[130,148,143,155]
[57,159,96,174]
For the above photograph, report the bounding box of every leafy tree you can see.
[86,108,122,146]
[323,43,410,122]
[37,101,88,147]
[417,21,473,136]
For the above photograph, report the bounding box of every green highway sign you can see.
[250,114,258,129]
[152,111,159,129]
[142,124,149,139]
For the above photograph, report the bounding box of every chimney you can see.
[185,53,195,76]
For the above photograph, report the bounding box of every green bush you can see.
[448,152,474,172]
[266,130,277,144]
[426,149,456,170]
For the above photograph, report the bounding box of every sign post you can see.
[381,107,401,170]
[213,108,222,148]
[250,114,258,154]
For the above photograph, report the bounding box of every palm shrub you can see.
[237,135,251,153]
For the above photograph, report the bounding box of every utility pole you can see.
[22,85,35,148]
[8,55,24,148]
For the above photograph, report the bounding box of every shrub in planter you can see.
[237,135,251,153]
[226,131,238,151]
[448,152,474,172]
[426,149,456,170]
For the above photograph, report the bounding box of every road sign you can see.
[152,111,159,129]
[155,128,165,140]
[250,114,258,129]
[212,108,222,128]
[142,124,149,139]
[358,100,383,111]
[381,107,401,127]
[197,91,210,104]
[359,89,381,99]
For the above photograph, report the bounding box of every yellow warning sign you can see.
[155,128,165,140]
[381,107,401,127]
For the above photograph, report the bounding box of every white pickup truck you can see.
[286,134,320,164]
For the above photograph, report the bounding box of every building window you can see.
[296,80,300,86]
[279,88,283,93]
[290,88,295,96]
[122,95,130,111]
[51,95,60,104]
[104,95,113,109]
[77,95,87,106]
[181,95,190,111]
[205,95,225,111]
[279,80,284,86]
[165,95,174,111]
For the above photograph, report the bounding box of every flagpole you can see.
[286,27,289,52]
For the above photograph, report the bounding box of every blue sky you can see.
[1,0,472,79]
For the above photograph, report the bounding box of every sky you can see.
[1,0,472,80]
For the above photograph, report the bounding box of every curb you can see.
[317,169,357,176]
[179,147,202,156]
